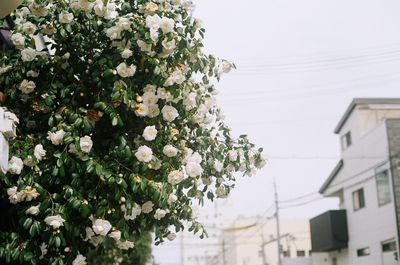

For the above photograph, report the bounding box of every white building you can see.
[221,218,312,265]
[310,98,400,265]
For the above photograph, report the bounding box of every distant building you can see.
[310,98,400,265]
[221,218,312,265]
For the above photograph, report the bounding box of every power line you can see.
[280,196,324,209]
[279,192,319,203]
[238,49,400,70]
[234,41,400,63]
[223,71,400,103]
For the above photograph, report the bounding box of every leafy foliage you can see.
[0,0,266,264]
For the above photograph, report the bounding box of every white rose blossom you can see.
[79,135,93,153]
[8,156,23,174]
[161,105,179,122]
[27,70,39,77]
[108,230,121,241]
[134,103,149,117]
[20,157,33,171]
[216,185,228,198]
[121,49,133,58]
[185,162,203,178]
[26,205,40,216]
[59,12,74,23]
[164,68,185,86]
[11,33,25,49]
[7,186,24,204]
[148,104,160,118]
[47,129,65,145]
[168,170,184,185]
[19,79,36,94]
[143,126,158,141]
[142,91,159,105]
[34,144,46,161]
[222,61,232,73]
[135,145,153,163]
[167,193,177,204]
[72,254,87,265]
[137,39,153,53]
[44,215,65,229]
[122,204,142,220]
[21,48,37,62]
[22,22,37,34]
[116,62,136,77]
[29,3,48,17]
[154,209,168,220]
[117,240,134,250]
[76,0,94,11]
[228,150,238,161]
[163,145,178,157]
[0,65,12,75]
[214,160,223,172]
[141,201,154,214]
[167,233,177,241]
[159,17,175,34]
[145,14,161,30]
[94,0,118,19]
[92,219,112,236]
[24,186,40,201]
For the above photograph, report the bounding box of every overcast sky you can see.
[154,0,400,263]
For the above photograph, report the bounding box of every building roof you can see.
[334,98,400,134]
[319,160,343,194]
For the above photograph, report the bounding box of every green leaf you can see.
[23,218,33,230]
[65,24,72,33]
[95,164,103,176]
[55,236,61,248]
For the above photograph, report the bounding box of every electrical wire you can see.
[279,192,319,203]
[280,196,324,209]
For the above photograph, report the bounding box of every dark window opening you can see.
[353,188,365,211]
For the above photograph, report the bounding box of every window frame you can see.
[382,240,397,253]
[375,167,392,207]
[296,250,306,257]
[282,250,290,258]
[341,131,352,150]
[352,188,366,211]
[357,247,370,257]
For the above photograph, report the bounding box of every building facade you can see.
[221,218,312,265]
[310,98,400,265]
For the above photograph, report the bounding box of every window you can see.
[376,169,392,206]
[357,247,370,257]
[382,241,397,252]
[332,257,337,265]
[296,250,306,257]
[352,188,365,211]
[282,250,290,258]
[341,131,352,150]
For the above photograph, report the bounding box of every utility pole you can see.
[274,178,282,265]
[222,240,227,265]
[180,232,185,265]
[261,235,267,265]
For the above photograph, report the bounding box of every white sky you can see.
[153,0,400,264]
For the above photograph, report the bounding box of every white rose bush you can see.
[0,0,266,264]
